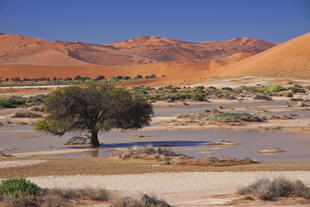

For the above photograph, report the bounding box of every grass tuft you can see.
[238,177,310,201]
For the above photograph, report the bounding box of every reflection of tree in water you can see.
[91,149,99,157]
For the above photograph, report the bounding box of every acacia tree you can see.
[35,84,153,147]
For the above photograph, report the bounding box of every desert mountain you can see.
[0,33,275,66]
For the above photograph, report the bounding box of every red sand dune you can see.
[0,33,309,87]
[0,33,275,66]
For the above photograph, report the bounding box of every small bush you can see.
[238,177,310,201]
[254,95,272,101]
[0,178,42,197]
[0,96,27,108]
[47,188,109,201]
[111,194,173,207]
[259,85,284,94]
[214,113,263,123]
[12,111,42,118]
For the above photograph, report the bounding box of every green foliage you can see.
[0,178,41,197]
[37,84,153,147]
[0,96,27,108]
[259,85,284,94]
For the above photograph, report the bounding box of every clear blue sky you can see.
[0,0,309,44]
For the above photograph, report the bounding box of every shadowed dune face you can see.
[0,33,275,66]
[104,36,276,62]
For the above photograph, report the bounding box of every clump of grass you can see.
[254,95,272,101]
[259,85,285,94]
[47,188,109,201]
[214,112,263,123]
[111,194,174,207]
[117,145,190,161]
[0,96,27,108]
[238,177,310,201]
[12,111,42,118]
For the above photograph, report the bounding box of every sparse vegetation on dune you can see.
[238,177,310,201]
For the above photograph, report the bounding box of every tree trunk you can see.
[90,131,100,148]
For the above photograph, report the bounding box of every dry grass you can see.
[0,188,109,207]
[238,177,310,201]
[12,111,42,118]
[111,194,173,207]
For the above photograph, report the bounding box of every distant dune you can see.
[0,33,309,85]
[0,33,275,66]
[206,32,310,79]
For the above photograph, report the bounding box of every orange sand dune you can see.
[0,33,275,66]
[105,36,275,62]
[204,32,310,79]
[0,33,308,87]
[0,53,252,82]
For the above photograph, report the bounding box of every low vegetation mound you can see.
[238,177,310,201]
[112,194,174,207]
[213,112,264,123]
[114,145,191,164]
[113,146,258,166]
[12,111,42,118]
[160,110,265,127]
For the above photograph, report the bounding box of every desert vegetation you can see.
[155,109,265,127]
[0,95,46,109]
[0,74,158,87]
[112,145,258,166]
[131,84,310,102]
[0,177,173,207]
[238,177,310,201]
[35,84,153,147]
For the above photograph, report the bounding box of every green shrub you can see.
[0,178,42,197]
[0,96,27,108]
[259,85,284,94]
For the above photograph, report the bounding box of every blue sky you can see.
[0,0,309,44]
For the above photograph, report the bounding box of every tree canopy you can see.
[35,84,153,147]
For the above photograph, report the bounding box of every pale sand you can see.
[0,160,48,168]
[11,148,96,157]
[27,171,310,206]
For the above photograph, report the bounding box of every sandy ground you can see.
[0,160,47,168]
[27,171,310,206]
[10,148,96,157]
